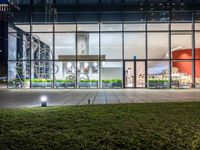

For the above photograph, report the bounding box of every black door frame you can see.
[123,60,147,88]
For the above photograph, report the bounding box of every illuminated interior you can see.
[7,10,200,89]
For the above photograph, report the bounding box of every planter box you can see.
[90,82,98,88]
[55,82,76,88]
[102,82,112,88]
[78,82,90,88]
[149,81,169,88]
[112,82,122,88]
[32,82,53,88]
[102,82,122,88]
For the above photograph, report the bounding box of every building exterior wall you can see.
[6,0,200,89]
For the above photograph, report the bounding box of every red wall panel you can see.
[172,48,200,77]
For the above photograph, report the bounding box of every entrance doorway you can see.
[124,61,146,88]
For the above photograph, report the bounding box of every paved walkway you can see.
[0,89,200,108]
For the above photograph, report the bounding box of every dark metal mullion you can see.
[98,8,101,88]
[134,61,136,88]
[192,11,196,88]
[75,7,78,89]
[52,4,55,89]
[145,10,148,88]
[30,6,33,88]
[169,10,172,88]
[122,11,125,88]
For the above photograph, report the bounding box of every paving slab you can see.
[0,89,200,108]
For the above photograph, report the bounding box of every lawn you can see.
[0,103,200,150]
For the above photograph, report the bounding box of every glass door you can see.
[125,61,146,88]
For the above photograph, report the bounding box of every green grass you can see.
[0,103,200,150]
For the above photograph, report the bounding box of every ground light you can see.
[41,96,47,107]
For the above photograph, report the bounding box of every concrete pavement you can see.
[0,89,200,108]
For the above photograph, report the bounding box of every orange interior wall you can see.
[172,48,200,78]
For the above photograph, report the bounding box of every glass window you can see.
[31,61,53,88]
[101,23,122,31]
[77,61,99,88]
[195,12,200,30]
[147,11,169,22]
[147,23,169,31]
[32,13,53,23]
[171,23,192,31]
[147,12,169,31]
[55,24,76,32]
[77,13,99,23]
[171,12,192,22]
[77,33,99,58]
[55,13,76,23]
[148,32,169,59]
[195,32,200,59]
[15,24,30,33]
[124,12,146,31]
[11,12,30,24]
[124,32,146,59]
[8,32,30,60]
[101,61,123,88]
[196,23,200,31]
[54,61,76,88]
[171,60,192,88]
[8,32,17,60]
[32,24,53,32]
[101,33,122,59]
[12,0,30,4]
[148,61,170,88]
[171,32,192,59]
[101,13,122,22]
[31,33,53,60]
[77,24,99,32]
[124,23,145,31]
[8,61,30,88]
[55,33,76,60]
[195,60,200,88]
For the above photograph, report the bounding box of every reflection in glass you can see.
[8,61,30,88]
[171,33,192,59]
[77,33,99,58]
[148,32,169,59]
[31,33,53,60]
[77,61,99,88]
[31,61,53,88]
[55,61,76,88]
[55,33,76,60]
[124,33,145,59]
[101,33,122,59]
[195,60,200,88]
[195,32,200,59]
[101,61,123,88]
[8,32,31,60]
[78,24,99,31]
[148,61,169,88]
[171,60,192,88]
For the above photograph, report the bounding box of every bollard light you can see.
[41,96,47,107]
[88,99,90,105]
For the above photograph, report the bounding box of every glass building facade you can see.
[7,0,200,89]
